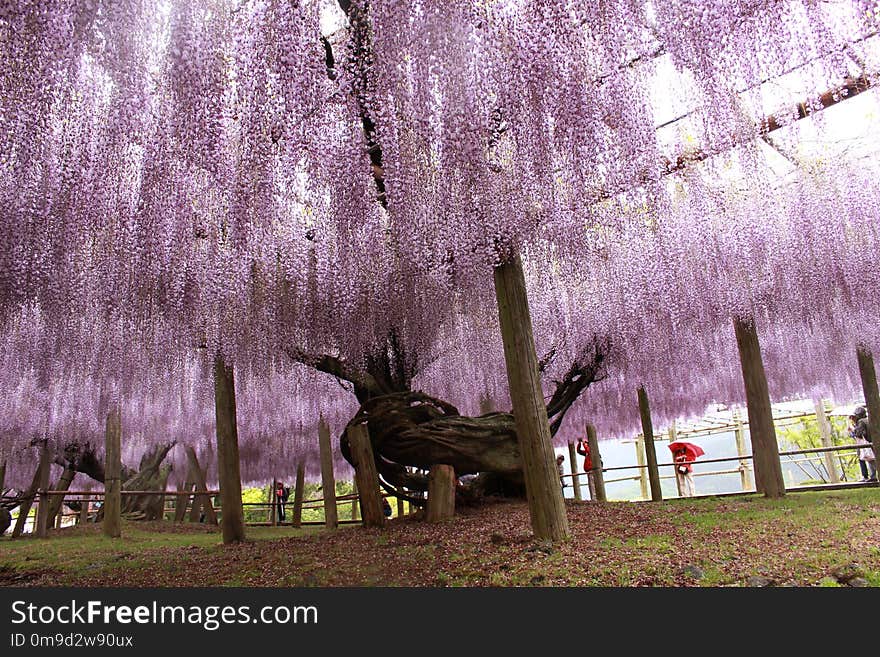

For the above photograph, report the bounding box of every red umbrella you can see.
[668,441,705,461]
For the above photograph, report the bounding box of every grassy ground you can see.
[2,488,879,586]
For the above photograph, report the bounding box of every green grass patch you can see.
[0,522,320,580]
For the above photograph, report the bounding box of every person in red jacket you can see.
[576,439,597,500]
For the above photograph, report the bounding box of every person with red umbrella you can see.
[669,441,704,497]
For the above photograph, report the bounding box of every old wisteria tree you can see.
[2,0,880,542]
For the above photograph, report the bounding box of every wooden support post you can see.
[637,387,663,501]
[494,252,569,541]
[813,397,840,484]
[426,464,456,523]
[291,461,305,528]
[567,442,582,501]
[214,354,246,543]
[34,445,51,538]
[733,409,754,491]
[12,450,48,538]
[351,479,359,521]
[635,435,648,500]
[318,415,338,530]
[270,479,277,526]
[0,459,5,491]
[733,317,785,498]
[586,423,606,502]
[103,408,122,538]
[185,446,217,525]
[856,346,880,480]
[79,493,90,525]
[347,423,384,528]
[396,497,404,518]
[46,465,76,527]
[174,469,195,522]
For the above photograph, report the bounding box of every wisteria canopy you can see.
[1,0,879,496]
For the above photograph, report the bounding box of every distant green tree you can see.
[778,416,860,483]
[241,486,269,523]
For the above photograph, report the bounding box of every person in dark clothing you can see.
[275,481,289,522]
[850,406,877,482]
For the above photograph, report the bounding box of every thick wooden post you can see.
[174,469,195,522]
[856,346,880,476]
[347,424,384,528]
[567,442,582,501]
[396,497,404,518]
[185,446,217,525]
[586,423,606,502]
[635,435,648,500]
[79,490,90,525]
[733,317,785,498]
[34,446,51,538]
[12,450,48,538]
[35,490,50,537]
[733,409,754,491]
[46,465,76,528]
[103,408,122,538]
[0,459,6,491]
[494,252,569,541]
[426,464,456,523]
[290,461,305,528]
[813,398,840,484]
[637,387,663,501]
[318,415,338,530]
[214,354,246,543]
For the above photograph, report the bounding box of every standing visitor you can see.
[576,439,597,500]
[275,481,289,522]
[850,407,877,482]
[556,454,566,493]
[673,446,696,497]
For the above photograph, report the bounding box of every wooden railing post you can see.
[567,442,582,501]
[668,422,682,496]
[79,491,90,525]
[733,409,754,491]
[635,435,648,500]
[292,461,305,528]
[813,398,840,483]
[351,479,360,521]
[586,423,606,502]
[318,415,338,530]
